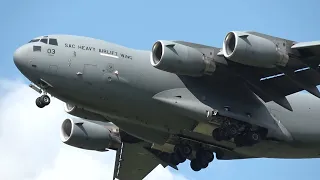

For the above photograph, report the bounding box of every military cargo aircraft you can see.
[13,31,320,180]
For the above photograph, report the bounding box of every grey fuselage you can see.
[13,34,320,159]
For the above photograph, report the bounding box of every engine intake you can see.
[151,40,215,76]
[222,31,289,68]
[60,118,121,151]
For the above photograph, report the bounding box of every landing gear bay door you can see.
[113,142,170,180]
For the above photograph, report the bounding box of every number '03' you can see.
[47,49,55,54]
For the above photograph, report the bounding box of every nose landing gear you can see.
[29,82,52,108]
[35,94,51,108]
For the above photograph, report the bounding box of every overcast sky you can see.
[1,0,320,179]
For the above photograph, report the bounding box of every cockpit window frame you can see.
[49,38,58,46]
[28,39,40,43]
[40,38,48,44]
[28,37,58,46]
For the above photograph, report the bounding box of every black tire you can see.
[247,131,261,144]
[175,144,192,158]
[202,162,209,169]
[227,124,238,138]
[179,156,186,164]
[259,128,268,139]
[35,97,44,108]
[170,154,180,166]
[196,150,213,167]
[212,128,223,141]
[197,149,214,162]
[173,151,186,164]
[190,159,202,171]
[203,150,214,162]
[215,150,224,159]
[40,95,50,106]
[177,151,187,163]
[234,135,245,147]
[181,144,192,157]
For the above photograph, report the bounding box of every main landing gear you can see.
[169,144,192,166]
[190,149,214,171]
[169,144,216,172]
[35,94,51,108]
[212,120,267,147]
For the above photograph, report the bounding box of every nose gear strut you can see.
[29,80,52,108]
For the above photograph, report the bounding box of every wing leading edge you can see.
[221,32,320,111]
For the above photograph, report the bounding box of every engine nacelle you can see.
[64,103,108,122]
[222,31,289,68]
[60,118,121,151]
[150,40,215,76]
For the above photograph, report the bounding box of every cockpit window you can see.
[28,39,40,43]
[33,46,41,52]
[40,38,48,44]
[49,38,58,46]
[28,37,58,45]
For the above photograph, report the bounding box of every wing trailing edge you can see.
[277,67,320,99]
[244,79,293,111]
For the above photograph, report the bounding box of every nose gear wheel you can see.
[35,95,51,108]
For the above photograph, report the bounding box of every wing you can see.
[218,32,320,111]
[113,142,174,180]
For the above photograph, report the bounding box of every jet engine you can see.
[64,103,108,122]
[60,118,121,151]
[222,31,289,68]
[150,40,215,76]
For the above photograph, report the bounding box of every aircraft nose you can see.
[13,45,28,70]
